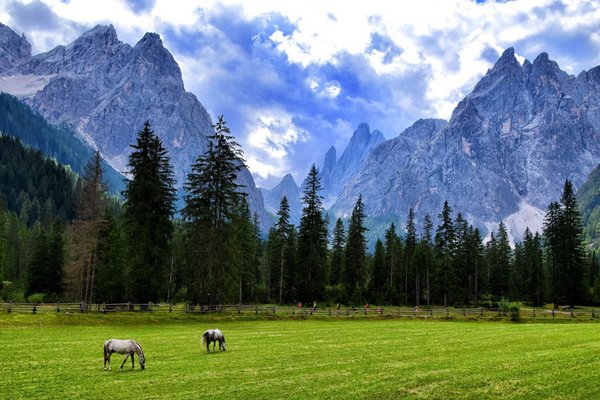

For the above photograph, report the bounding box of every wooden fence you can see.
[0,302,598,320]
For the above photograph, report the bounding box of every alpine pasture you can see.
[1,314,600,399]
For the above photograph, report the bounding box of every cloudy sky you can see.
[2,0,600,188]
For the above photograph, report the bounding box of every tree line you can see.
[0,118,597,308]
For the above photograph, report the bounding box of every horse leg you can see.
[120,354,130,369]
[131,352,135,368]
[105,352,112,370]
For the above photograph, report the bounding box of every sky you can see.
[2,0,600,188]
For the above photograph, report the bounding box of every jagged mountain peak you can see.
[0,22,31,72]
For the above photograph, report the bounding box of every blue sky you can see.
[2,0,600,188]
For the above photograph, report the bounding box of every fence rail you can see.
[0,302,598,320]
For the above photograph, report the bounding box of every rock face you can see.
[320,122,385,199]
[0,23,31,72]
[0,23,271,231]
[334,48,600,240]
[260,173,302,225]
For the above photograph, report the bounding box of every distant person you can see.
[313,301,317,312]
[298,302,302,310]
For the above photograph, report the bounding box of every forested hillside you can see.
[0,135,76,223]
[577,163,600,249]
[0,93,124,193]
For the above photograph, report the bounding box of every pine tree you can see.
[123,122,176,303]
[434,201,455,306]
[371,239,386,303]
[544,201,562,308]
[489,221,511,299]
[384,222,402,304]
[344,195,367,301]
[275,196,292,303]
[330,218,346,288]
[297,165,328,302]
[405,208,417,305]
[558,180,586,307]
[182,116,245,304]
[66,151,108,304]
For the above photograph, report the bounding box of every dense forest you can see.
[0,117,598,308]
[0,93,124,193]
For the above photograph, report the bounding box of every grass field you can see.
[1,314,600,399]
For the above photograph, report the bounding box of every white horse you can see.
[104,339,145,370]
[201,329,226,352]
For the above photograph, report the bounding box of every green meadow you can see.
[1,314,599,399]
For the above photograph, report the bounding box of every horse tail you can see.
[200,332,206,348]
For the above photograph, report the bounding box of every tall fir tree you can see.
[182,116,246,304]
[66,151,108,304]
[344,195,368,302]
[371,239,386,303]
[297,165,328,302]
[330,218,346,288]
[404,208,417,305]
[434,201,455,306]
[275,196,292,303]
[489,221,511,299]
[384,222,402,304]
[544,201,563,308]
[123,122,176,303]
[558,180,586,307]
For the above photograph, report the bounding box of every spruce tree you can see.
[297,165,328,302]
[384,222,402,304]
[330,218,346,288]
[371,239,386,303]
[558,180,586,307]
[123,121,176,303]
[275,196,292,303]
[405,208,417,305]
[489,221,511,299]
[544,201,563,308]
[344,195,367,301]
[434,201,455,306]
[182,116,246,304]
[67,151,108,304]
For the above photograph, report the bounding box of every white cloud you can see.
[4,0,600,187]
[244,108,309,183]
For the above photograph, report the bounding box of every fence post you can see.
[480,307,483,317]
[552,309,555,318]
[56,302,60,313]
[169,303,173,313]
[255,304,258,314]
[533,308,536,318]
[273,306,276,314]
[32,303,37,314]
[571,309,574,318]
[593,310,595,318]
[8,302,11,313]
[463,308,466,317]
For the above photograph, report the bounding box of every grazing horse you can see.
[201,329,226,352]
[104,339,145,370]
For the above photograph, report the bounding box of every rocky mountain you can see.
[0,23,30,72]
[321,123,385,200]
[260,173,302,225]
[0,23,270,230]
[334,48,600,241]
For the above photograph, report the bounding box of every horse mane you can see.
[132,340,144,358]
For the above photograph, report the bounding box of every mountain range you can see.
[0,22,599,243]
[0,22,271,230]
